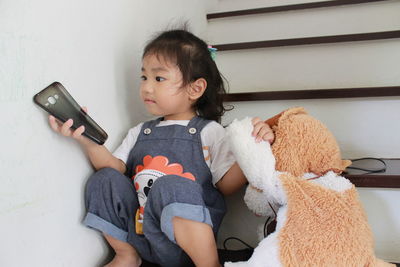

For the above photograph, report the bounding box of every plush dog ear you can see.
[265,112,282,128]
[268,107,350,176]
[340,159,352,172]
[265,107,307,129]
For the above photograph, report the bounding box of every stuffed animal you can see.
[225,107,394,267]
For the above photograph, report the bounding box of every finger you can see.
[60,119,74,136]
[255,124,274,143]
[262,132,275,144]
[251,117,261,125]
[252,121,265,137]
[48,115,60,132]
[72,125,85,139]
[50,115,65,127]
[251,117,261,135]
[256,126,272,139]
[256,131,273,143]
[81,106,88,113]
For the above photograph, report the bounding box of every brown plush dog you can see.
[225,107,393,267]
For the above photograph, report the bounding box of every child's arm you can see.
[216,162,247,195]
[216,117,273,195]
[48,114,126,173]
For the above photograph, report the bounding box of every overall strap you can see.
[186,116,213,142]
[142,117,162,130]
[125,118,162,177]
[187,116,212,131]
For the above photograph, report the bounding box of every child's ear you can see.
[188,78,207,100]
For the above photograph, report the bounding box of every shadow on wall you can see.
[358,188,400,261]
[217,187,267,250]
[114,45,145,125]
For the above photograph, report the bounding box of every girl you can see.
[49,29,273,267]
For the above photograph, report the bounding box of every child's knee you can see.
[87,168,126,189]
[85,168,134,206]
[94,167,122,180]
[149,174,203,203]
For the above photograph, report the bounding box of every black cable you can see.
[223,237,253,250]
[344,157,387,174]
[263,217,271,237]
[263,202,278,237]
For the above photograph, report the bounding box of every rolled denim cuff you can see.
[160,203,212,243]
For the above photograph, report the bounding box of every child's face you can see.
[140,54,196,120]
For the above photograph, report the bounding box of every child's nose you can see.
[141,82,153,93]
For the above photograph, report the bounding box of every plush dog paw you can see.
[227,117,276,191]
[244,185,275,217]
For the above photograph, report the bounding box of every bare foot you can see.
[104,254,142,267]
[103,234,142,267]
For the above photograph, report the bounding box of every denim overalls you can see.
[84,116,227,266]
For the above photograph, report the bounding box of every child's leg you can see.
[84,168,152,265]
[103,234,141,267]
[173,217,220,267]
[143,175,226,266]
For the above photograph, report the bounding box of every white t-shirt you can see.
[113,120,235,185]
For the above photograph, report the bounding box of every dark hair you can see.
[142,28,231,123]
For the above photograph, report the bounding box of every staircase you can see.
[205,0,400,263]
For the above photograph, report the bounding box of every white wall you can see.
[0,1,212,266]
[1,0,399,265]
[207,0,400,262]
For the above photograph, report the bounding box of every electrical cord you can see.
[263,217,272,237]
[223,237,253,250]
[344,157,387,174]
[263,202,277,237]
[223,205,277,251]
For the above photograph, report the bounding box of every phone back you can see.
[33,82,108,145]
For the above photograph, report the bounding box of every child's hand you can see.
[48,106,88,143]
[251,117,274,144]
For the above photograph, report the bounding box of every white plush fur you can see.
[310,171,353,192]
[243,186,277,218]
[226,118,288,267]
[225,205,288,267]
[227,117,276,192]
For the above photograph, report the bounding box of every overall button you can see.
[143,128,152,135]
[188,127,197,134]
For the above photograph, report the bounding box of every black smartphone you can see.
[33,82,108,145]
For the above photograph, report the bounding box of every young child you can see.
[49,29,273,267]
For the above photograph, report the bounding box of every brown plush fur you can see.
[266,107,351,177]
[278,174,392,267]
[266,107,394,267]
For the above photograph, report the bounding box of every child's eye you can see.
[141,75,147,81]
[155,76,165,82]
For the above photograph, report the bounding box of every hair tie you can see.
[207,45,217,61]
